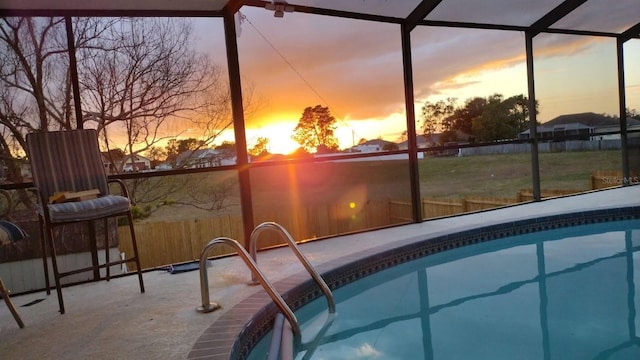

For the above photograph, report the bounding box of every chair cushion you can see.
[47,195,131,223]
[0,220,28,246]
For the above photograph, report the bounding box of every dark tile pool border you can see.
[187,206,640,360]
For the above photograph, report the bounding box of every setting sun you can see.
[247,122,300,154]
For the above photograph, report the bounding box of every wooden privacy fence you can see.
[422,196,518,219]
[118,215,243,271]
[119,200,391,271]
[119,170,627,271]
[516,188,583,202]
[393,169,624,222]
[253,199,390,246]
[390,196,517,223]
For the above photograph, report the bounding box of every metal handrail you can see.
[249,222,336,313]
[298,311,336,360]
[196,237,302,337]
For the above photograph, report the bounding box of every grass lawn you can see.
[142,149,623,222]
[249,160,413,208]
[419,150,622,199]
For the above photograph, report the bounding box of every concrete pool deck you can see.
[1,186,639,359]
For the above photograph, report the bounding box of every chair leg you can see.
[39,217,51,295]
[104,218,110,281]
[0,278,24,328]
[127,211,145,293]
[47,227,65,314]
[88,220,100,281]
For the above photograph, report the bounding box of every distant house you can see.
[519,112,640,141]
[397,135,433,150]
[349,139,397,153]
[519,122,593,141]
[100,153,151,173]
[154,162,173,171]
[592,118,640,140]
[397,131,471,150]
[176,149,236,168]
[122,154,151,172]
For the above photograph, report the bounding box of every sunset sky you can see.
[189,4,640,154]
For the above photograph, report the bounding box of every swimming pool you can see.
[245,215,640,359]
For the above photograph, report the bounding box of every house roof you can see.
[542,112,640,128]
[398,135,432,149]
[519,111,640,135]
[543,112,640,128]
[126,154,151,162]
[356,139,396,148]
[520,121,593,135]
[2,1,639,40]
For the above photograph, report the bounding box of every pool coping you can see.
[186,205,640,360]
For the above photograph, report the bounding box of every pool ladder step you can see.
[196,222,336,340]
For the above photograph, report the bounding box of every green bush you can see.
[131,204,152,220]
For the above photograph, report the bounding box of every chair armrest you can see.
[107,179,134,203]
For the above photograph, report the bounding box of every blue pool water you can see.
[247,219,640,359]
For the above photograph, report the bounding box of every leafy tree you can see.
[102,148,126,173]
[509,94,532,134]
[177,138,202,153]
[146,146,167,168]
[439,130,460,144]
[449,97,487,136]
[471,94,536,142]
[420,97,456,136]
[165,137,204,166]
[215,141,236,153]
[472,94,512,142]
[292,105,339,153]
[421,94,537,143]
[249,137,270,157]
[165,139,179,164]
[104,148,125,163]
[397,130,408,143]
[627,108,640,120]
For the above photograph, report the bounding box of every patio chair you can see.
[26,129,144,314]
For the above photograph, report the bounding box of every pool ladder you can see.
[197,222,336,340]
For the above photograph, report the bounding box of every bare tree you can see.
[77,18,231,172]
[1,18,70,165]
[0,17,84,212]
[0,17,245,217]
[77,18,238,216]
